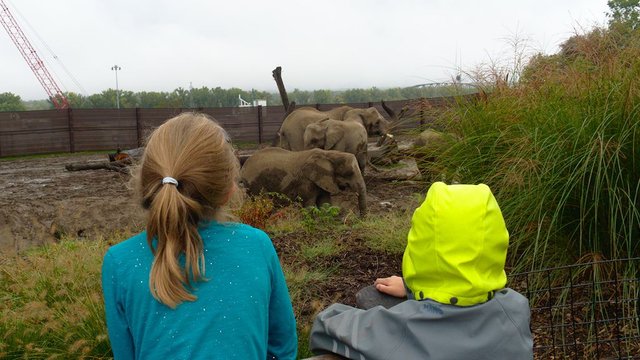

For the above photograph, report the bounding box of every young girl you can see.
[102,113,297,359]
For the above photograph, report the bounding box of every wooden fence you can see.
[0,97,464,157]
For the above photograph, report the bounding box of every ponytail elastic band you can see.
[162,177,179,186]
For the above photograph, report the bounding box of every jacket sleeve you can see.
[262,233,298,360]
[101,250,135,360]
[309,303,408,360]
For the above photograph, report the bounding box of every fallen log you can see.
[65,160,131,174]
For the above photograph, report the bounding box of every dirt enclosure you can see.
[0,154,142,253]
[0,152,424,254]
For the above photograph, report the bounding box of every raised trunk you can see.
[272,66,290,112]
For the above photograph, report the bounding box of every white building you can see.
[238,94,267,107]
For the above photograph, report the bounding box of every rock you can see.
[374,158,422,181]
[379,201,393,209]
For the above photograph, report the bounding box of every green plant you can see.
[300,204,341,231]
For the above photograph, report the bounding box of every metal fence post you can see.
[257,105,263,144]
[67,107,75,153]
[135,107,142,147]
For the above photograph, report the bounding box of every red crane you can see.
[0,0,69,109]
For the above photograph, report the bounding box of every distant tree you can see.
[116,90,137,108]
[65,92,95,108]
[312,89,333,104]
[136,91,170,108]
[0,92,26,111]
[343,88,368,103]
[190,87,213,108]
[88,89,120,108]
[17,85,471,111]
[289,89,312,105]
[22,99,51,110]
[608,0,640,30]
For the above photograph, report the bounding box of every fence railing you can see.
[0,97,464,157]
[509,258,640,359]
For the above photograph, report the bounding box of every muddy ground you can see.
[0,151,424,255]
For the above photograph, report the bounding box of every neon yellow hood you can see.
[402,182,508,306]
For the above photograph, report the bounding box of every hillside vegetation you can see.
[419,22,640,273]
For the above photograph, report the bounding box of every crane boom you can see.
[0,0,69,109]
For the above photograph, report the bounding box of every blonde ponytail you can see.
[134,113,239,308]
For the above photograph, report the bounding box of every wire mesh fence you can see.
[509,258,640,359]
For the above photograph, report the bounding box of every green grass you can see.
[301,239,341,260]
[0,236,120,359]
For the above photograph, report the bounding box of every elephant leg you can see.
[356,153,366,174]
[302,193,318,208]
[316,191,332,208]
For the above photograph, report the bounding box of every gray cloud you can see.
[0,0,609,100]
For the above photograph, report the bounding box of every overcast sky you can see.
[1,0,609,101]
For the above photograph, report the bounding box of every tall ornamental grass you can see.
[0,238,115,359]
[422,27,640,272]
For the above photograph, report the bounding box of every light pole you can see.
[111,65,121,109]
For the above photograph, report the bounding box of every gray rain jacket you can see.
[309,287,533,359]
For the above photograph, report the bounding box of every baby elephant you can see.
[303,118,368,173]
[239,147,367,216]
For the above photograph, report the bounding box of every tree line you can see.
[1,85,474,112]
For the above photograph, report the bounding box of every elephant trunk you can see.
[355,175,368,217]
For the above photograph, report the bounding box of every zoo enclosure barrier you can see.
[509,257,640,359]
[0,96,466,157]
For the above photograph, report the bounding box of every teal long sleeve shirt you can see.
[101,221,297,360]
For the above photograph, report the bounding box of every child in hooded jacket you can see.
[309,182,533,359]
[102,113,297,360]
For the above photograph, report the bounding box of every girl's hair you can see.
[134,112,240,308]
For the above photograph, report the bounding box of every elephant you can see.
[277,105,390,151]
[239,147,367,216]
[303,118,368,172]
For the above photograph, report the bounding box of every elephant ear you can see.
[302,152,340,194]
[325,124,344,150]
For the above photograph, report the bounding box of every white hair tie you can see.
[162,177,179,186]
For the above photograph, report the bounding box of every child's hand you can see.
[374,275,406,298]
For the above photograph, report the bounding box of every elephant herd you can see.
[239,105,392,216]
